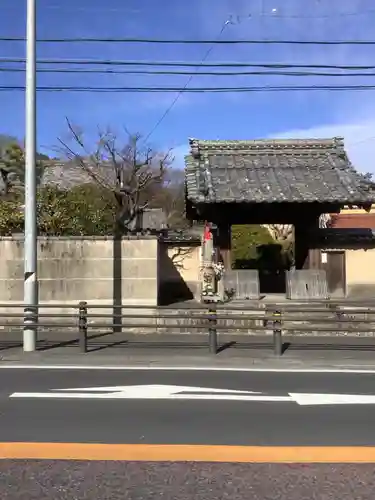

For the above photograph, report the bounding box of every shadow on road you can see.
[39,338,375,355]
[281,341,375,353]
[36,332,115,351]
[0,342,23,352]
[1,332,375,356]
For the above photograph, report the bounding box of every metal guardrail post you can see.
[208,305,218,354]
[78,301,88,353]
[273,309,283,356]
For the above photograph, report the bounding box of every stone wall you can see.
[0,236,158,306]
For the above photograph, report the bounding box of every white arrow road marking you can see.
[9,385,375,405]
[289,393,375,405]
[57,384,262,394]
[9,384,291,401]
[8,393,293,401]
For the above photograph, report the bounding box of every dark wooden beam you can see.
[215,224,232,270]
[294,215,320,269]
[187,201,341,225]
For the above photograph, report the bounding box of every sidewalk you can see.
[1,333,375,371]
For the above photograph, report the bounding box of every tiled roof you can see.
[185,137,375,205]
[159,229,201,243]
[330,213,375,229]
[41,161,116,189]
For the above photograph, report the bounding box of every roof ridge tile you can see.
[188,137,344,154]
[185,136,375,206]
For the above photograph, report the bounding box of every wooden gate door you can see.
[325,251,346,297]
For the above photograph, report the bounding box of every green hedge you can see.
[232,224,274,262]
[232,224,294,269]
[0,184,117,236]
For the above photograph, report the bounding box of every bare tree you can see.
[262,224,293,241]
[0,140,46,196]
[319,213,332,228]
[151,168,187,228]
[58,119,174,232]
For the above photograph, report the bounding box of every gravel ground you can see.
[0,461,374,499]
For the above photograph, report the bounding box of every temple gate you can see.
[184,137,375,301]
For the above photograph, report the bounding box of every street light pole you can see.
[23,0,38,352]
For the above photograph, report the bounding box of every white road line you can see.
[9,392,293,401]
[289,393,375,405]
[1,364,375,373]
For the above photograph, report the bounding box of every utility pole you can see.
[23,0,38,352]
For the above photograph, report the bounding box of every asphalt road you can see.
[2,368,375,499]
[1,461,374,500]
[1,368,375,446]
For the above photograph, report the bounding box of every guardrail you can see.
[1,300,375,355]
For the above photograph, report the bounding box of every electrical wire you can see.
[3,2,375,18]
[3,36,375,45]
[143,21,228,142]
[2,84,375,92]
[2,67,375,77]
[227,7,375,20]
[2,57,375,70]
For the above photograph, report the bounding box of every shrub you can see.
[0,183,117,236]
[37,184,116,236]
[0,194,24,235]
[232,224,274,263]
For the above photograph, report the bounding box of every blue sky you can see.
[1,0,375,171]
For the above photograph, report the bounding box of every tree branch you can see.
[57,120,174,232]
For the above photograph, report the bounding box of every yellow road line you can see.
[1,443,375,462]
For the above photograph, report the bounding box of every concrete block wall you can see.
[0,236,158,306]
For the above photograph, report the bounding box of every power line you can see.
[143,21,228,142]
[2,67,375,77]
[3,2,375,18]
[3,36,375,45]
[228,8,375,19]
[2,84,375,92]
[2,57,375,70]
[0,3,143,13]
